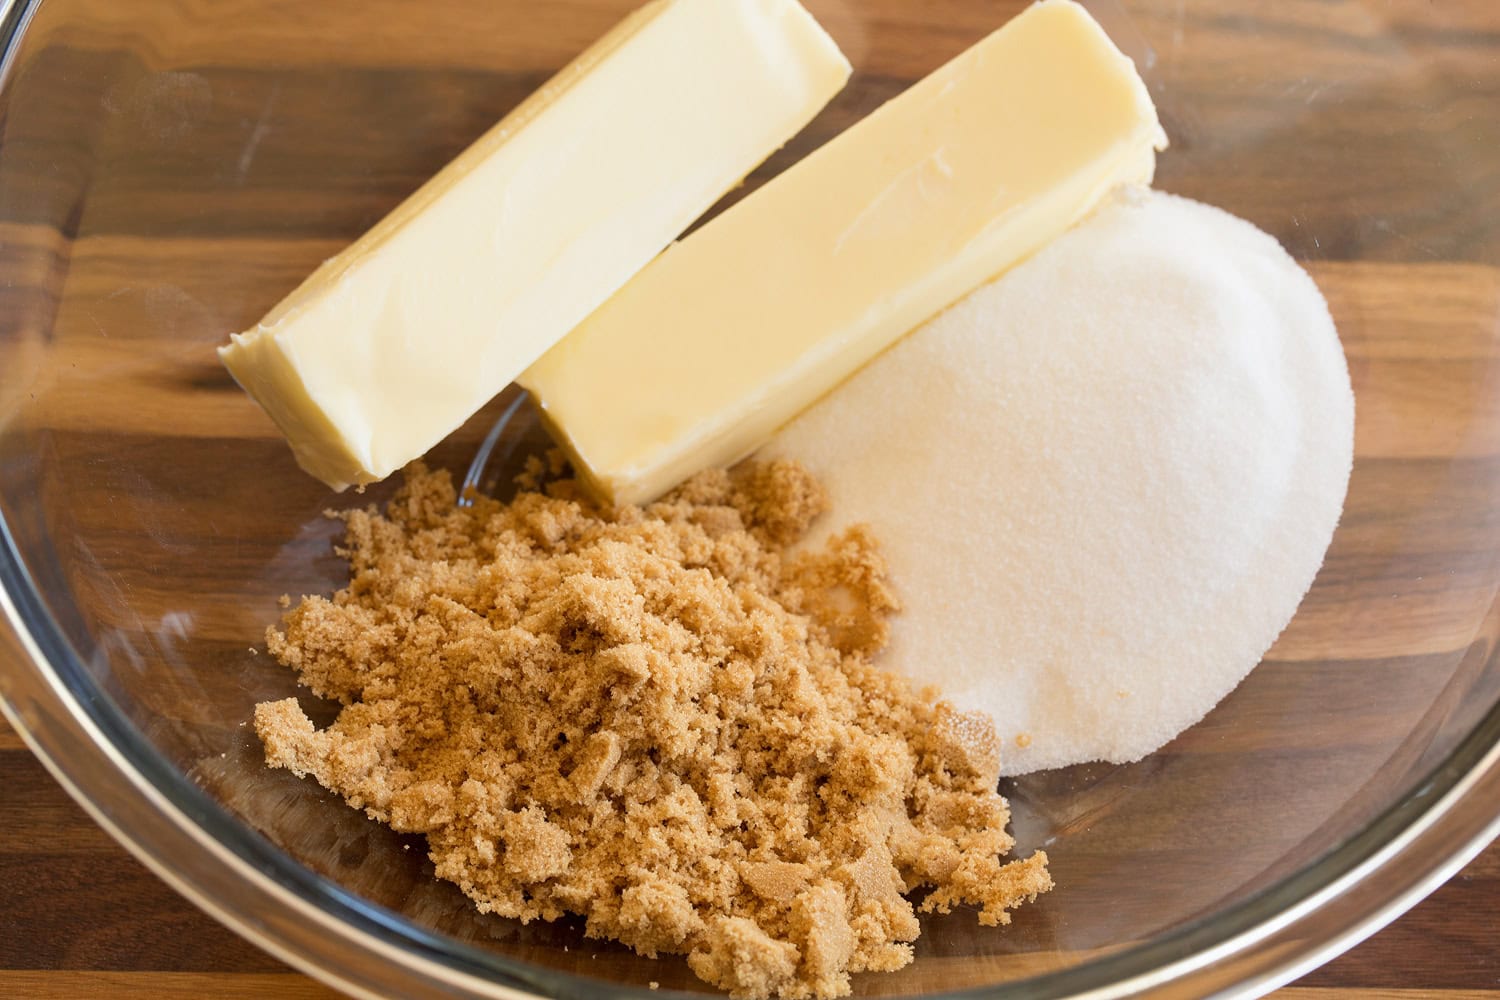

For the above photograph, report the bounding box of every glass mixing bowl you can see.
[2,0,1499,996]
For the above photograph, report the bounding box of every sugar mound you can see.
[764,189,1354,775]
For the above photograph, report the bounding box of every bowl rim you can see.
[2,0,1499,994]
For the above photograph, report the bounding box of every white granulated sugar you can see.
[764,189,1354,775]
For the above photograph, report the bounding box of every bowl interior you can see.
[2,0,1500,995]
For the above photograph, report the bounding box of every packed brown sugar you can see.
[255,459,1050,998]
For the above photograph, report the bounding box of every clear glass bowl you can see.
[2,0,1499,996]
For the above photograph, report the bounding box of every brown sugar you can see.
[255,460,1050,998]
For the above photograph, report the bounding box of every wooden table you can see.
[1,0,1498,996]
[0,716,1493,998]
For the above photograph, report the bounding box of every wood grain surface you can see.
[3,0,1500,996]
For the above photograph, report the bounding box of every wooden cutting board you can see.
[1,0,1499,996]
[0,710,1494,997]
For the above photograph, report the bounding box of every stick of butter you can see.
[522,0,1167,506]
[219,0,850,491]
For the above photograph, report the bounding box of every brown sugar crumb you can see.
[254,460,1050,998]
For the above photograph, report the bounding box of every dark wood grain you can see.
[2,0,1500,996]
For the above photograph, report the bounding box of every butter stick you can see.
[522,0,1167,506]
[219,0,851,491]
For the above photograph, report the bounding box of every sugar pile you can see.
[764,189,1354,775]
